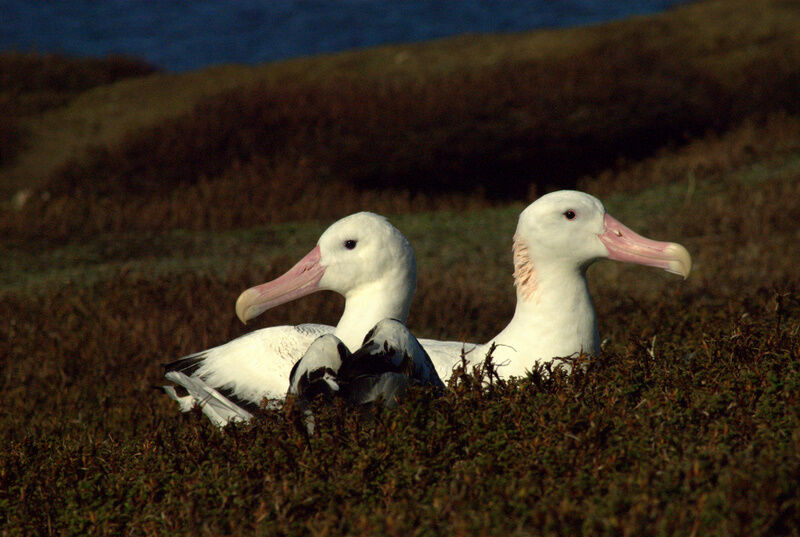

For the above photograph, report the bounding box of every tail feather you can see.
[345,372,409,408]
[163,351,207,376]
[164,371,254,428]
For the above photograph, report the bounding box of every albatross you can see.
[417,189,691,378]
[287,318,444,433]
[163,190,691,425]
[290,318,443,406]
[162,212,418,424]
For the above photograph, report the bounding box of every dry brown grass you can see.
[6,49,800,238]
[0,52,156,168]
[4,0,800,199]
[0,52,156,115]
[582,114,800,196]
[4,0,800,238]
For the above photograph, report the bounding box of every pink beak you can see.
[598,213,691,278]
[235,245,326,323]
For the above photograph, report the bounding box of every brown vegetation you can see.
[0,52,157,114]
[2,166,799,534]
[582,113,800,196]
[4,0,800,238]
[0,52,157,167]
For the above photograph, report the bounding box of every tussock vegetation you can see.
[2,257,799,535]
[0,52,157,115]
[3,122,800,533]
[582,113,800,196]
[40,46,739,201]
[0,114,19,170]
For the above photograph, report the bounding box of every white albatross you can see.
[162,212,417,425]
[417,190,692,379]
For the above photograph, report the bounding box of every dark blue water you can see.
[1,1,688,72]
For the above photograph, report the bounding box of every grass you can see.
[3,0,800,535]
[3,119,800,535]
[0,204,523,298]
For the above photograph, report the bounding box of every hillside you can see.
[2,0,800,216]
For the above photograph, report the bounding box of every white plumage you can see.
[162,212,418,422]
[418,190,691,378]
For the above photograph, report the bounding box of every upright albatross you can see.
[418,190,691,378]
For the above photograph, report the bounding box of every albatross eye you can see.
[563,210,576,220]
[344,239,357,250]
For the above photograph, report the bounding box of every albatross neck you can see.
[334,277,414,351]
[487,260,599,376]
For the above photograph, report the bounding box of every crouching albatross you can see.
[287,318,444,433]
[161,212,418,426]
[162,191,691,426]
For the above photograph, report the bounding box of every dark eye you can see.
[564,210,576,220]
[344,239,357,250]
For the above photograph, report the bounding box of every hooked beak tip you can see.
[234,289,255,324]
[665,243,692,279]
[232,245,326,324]
[600,213,692,280]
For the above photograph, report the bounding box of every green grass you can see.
[0,205,523,296]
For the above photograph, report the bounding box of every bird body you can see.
[290,318,443,409]
[162,212,418,419]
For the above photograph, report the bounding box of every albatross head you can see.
[235,212,416,324]
[513,190,691,296]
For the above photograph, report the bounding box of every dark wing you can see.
[339,319,445,406]
[288,334,350,403]
[163,350,207,376]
